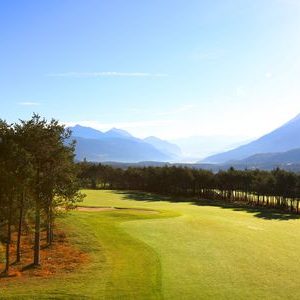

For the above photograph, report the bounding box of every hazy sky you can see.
[1,0,300,139]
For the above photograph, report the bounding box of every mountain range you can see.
[202,113,300,164]
[69,125,181,162]
[69,112,300,168]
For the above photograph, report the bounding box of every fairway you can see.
[2,190,300,299]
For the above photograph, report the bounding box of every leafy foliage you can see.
[0,114,83,275]
[78,163,300,212]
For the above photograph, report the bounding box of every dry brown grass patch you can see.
[0,229,88,284]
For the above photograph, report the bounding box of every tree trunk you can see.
[33,198,41,266]
[5,201,12,274]
[47,201,54,246]
[46,205,51,245]
[16,191,25,263]
[290,199,294,212]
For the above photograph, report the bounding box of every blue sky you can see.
[1,0,300,139]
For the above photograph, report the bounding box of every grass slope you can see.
[2,190,300,299]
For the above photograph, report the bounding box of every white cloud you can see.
[64,119,174,132]
[47,72,168,78]
[63,95,300,140]
[18,102,41,106]
[64,119,181,139]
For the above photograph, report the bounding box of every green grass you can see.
[2,189,300,299]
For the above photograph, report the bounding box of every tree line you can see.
[78,163,300,213]
[0,115,82,275]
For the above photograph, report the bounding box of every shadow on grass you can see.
[115,190,172,202]
[114,190,300,221]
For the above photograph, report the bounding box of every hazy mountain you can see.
[68,125,175,162]
[236,148,300,165]
[202,113,300,163]
[73,136,171,162]
[144,136,182,158]
[173,135,252,159]
[104,128,134,139]
[70,124,105,139]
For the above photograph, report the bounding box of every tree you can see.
[14,114,82,266]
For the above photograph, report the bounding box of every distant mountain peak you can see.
[144,136,162,142]
[69,124,104,139]
[105,128,133,138]
[202,112,300,164]
[72,124,93,131]
[144,136,182,157]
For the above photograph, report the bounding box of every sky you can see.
[1,0,300,140]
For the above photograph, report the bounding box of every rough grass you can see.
[0,230,88,281]
[2,189,300,299]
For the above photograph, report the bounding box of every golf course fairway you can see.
[2,189,300,299]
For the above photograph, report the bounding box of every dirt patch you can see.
[77,206,116,212]
[77,206,158,214]
[0,229,88,284]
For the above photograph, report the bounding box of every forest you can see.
[0,115,82,276]
[78,162,300,213]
